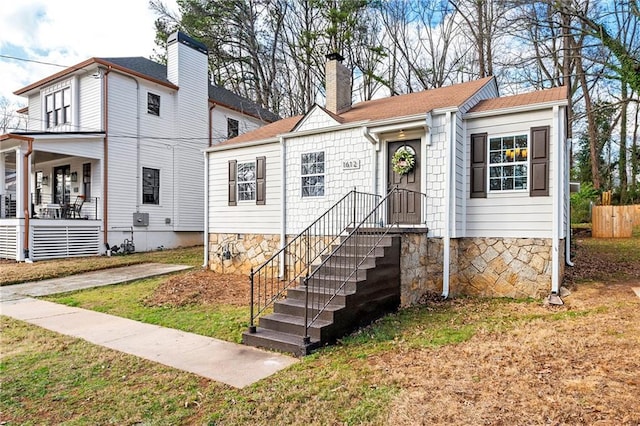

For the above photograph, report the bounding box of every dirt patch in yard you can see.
[143,269,250,307]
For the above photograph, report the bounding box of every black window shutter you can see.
[228,160,237,206]
[256,156,266,205]
[470,133,487,198]
[530,126,550,197]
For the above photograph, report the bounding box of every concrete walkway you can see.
[0,264,297,388]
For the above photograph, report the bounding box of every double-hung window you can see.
[237,161,256,201]
[301,151,325,197]
[489,135,528,191]
[45,88,71,128]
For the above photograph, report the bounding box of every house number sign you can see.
[343,160,361,170]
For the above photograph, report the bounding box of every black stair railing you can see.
[248,188,382,332]
[302,187,427,342]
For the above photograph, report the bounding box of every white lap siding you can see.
[464,109,555,238]
[208,143,281,234]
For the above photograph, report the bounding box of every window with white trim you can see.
[237,161,256,201]
[45,88,71,128]
[301,151,325,197]
[142,167,160,204]
[489,134,528,191]
[147,92,160,116]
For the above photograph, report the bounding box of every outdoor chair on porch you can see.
[69,195,85,218]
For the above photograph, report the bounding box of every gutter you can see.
[102,67,111,248]
[442,111,453,299]
[550,105,562,303]
[203,149,209,268]
[565,136,574,267]
[279,136,287,278]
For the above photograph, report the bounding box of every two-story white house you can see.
[0,32,278,261]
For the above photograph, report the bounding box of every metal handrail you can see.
[302,187,427,341]
[249,188,382,332]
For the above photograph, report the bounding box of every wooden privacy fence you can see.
[591,205,640,238]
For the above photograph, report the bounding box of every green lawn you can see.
[1,246,203,286]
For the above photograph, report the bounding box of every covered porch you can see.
[1,132,105,261]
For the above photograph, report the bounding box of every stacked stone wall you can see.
[208,233,280,274]
[400,234,556,304]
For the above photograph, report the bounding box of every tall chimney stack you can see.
[325,53,352,114]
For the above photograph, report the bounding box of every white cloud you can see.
[0,0,178,107]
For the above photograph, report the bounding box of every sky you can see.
[0,0,178,108]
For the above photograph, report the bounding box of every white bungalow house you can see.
[0,32,277,262]
[205,54,571,354]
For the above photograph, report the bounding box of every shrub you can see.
[570,182,599,224]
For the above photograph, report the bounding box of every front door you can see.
[388,140,421,224]
[53,165,71,205]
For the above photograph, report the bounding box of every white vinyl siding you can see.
[208,143,281,234]
[210,105,265,146]
[465,109,555,238]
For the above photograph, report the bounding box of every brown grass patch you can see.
[373,281,640,425]
[143,269,250,307]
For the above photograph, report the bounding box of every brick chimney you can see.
[325,53,352,114]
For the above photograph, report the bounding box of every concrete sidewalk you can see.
[0,264,297,388]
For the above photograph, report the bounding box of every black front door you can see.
[388,140,421,224]
[53,165,71,205]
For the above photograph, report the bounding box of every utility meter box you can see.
[133,212,149,227]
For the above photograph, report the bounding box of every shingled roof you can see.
[468,86,567,113]
[216,77,495,147]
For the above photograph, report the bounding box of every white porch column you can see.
[15,147,25,260]
[0,153,5,218]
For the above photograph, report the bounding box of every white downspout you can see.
[565,135,575,267]
[363,127,379,195]
[279,136,287,278]
[202,150,209,268]
[442,111,453,299]
[551,105,561,295]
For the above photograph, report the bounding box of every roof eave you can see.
[464,99,568,119]
[14,58,179,97]
[206,137,280,152]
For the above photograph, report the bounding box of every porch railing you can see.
[248,188,382,332]
[1,194,17,219]
[31,193,100,220]
[301,187,427,341]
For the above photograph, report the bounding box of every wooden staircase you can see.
[242,234,401,356]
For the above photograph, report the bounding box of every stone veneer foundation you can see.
[400,234,563,305]
[209,232,564,305]
[208,233,280,274]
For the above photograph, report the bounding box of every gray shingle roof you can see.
[99,57,279,122]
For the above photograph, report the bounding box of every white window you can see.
[237,161,256,201]
[489,134,528,191]
[45,87,71,128]
[142,167,160,205]
[147,93,160,116]
[301,151,325,197]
